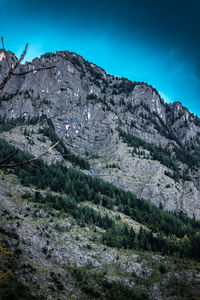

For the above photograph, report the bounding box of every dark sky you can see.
[1,0,200,115]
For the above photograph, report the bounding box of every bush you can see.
[159,264,167,274]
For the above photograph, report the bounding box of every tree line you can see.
[1,137,200,260]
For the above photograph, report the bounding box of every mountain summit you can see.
[0,50,200,219]
[1,49,200,299]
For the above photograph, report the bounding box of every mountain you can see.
[0,49,200,218]
[0,49,200,300]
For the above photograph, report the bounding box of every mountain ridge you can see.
[0,49,200,219]
[1,48,200,300]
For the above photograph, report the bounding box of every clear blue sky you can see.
[1,0,200,115]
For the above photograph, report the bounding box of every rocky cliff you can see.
[1,48,200,300]
[0,49,200,219]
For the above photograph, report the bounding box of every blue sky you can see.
[1,0,200,115]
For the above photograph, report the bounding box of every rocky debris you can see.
[0,171,200,299]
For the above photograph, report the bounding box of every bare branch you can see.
[0,150,19,166]
[48,153,76,157]
[17,43,29,64]
[0,40,28,91]
[29,162,43,171]
[0,39,71,170]
[0,37,56,91]
[1,37,11,69]
[0,140,60,169]
[1,36,5,50]
[12,65,55,76]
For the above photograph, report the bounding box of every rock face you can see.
[0,49,200,218]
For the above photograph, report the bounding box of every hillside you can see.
[0,49,200,299]
[0,49,200,218]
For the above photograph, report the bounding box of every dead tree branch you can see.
[12,65,55,76]
[0,37,55,91]
[0,38,69,169]
[0,41,28,91]
[0,140,60,169]
[0,150,19,166]
[1,36,11,69]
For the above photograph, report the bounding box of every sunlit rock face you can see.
[0,50,200,218]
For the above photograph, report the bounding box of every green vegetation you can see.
[113,79,137,97]
[119,128,180,179]
[68,263,151,299]
[38,119,90,170]
[119,127,200,174]
[0,233,43,300]
[0,115,90,170]
[0,279,43,300]
[1,137,200,260]
[26,191,114,230]
[0,115,47,133]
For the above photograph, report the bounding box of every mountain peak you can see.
[0,48,200,220]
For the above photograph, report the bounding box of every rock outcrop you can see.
[0,49,200,218]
